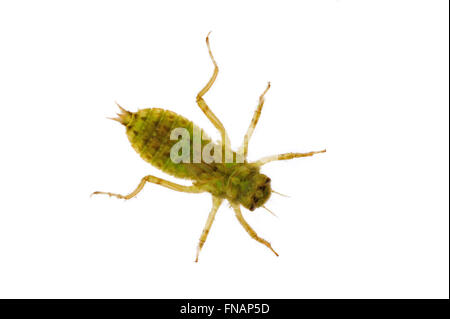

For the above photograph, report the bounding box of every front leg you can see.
[254,149,326,166]
[231,203,279,257]
[239,82,271,159]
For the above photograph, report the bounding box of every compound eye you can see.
[249,204,255,211]
[265,177,271,184]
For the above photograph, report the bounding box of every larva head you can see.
[227,165,272,211]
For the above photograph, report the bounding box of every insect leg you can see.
[254,149,326,166]
[239,82,271,159]
[196,32,231,147]
[231,203,279,256]
[91,175,203,200]
[195,196,224,262]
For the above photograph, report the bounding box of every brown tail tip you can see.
[109,101,132,125]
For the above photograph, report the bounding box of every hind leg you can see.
[196,32,230,147]
[91,175,203,200]
[195,196,223,262]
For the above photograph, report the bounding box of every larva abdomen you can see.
[118,107,216,180]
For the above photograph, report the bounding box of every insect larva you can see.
[92,33,326,262]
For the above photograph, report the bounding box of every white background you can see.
[0,0,448,298]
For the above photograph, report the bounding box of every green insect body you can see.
[115,107,271,211]
[93,33,326,261]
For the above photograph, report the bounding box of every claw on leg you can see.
[90,191,134,200]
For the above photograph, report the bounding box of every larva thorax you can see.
[114,106,272,210]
